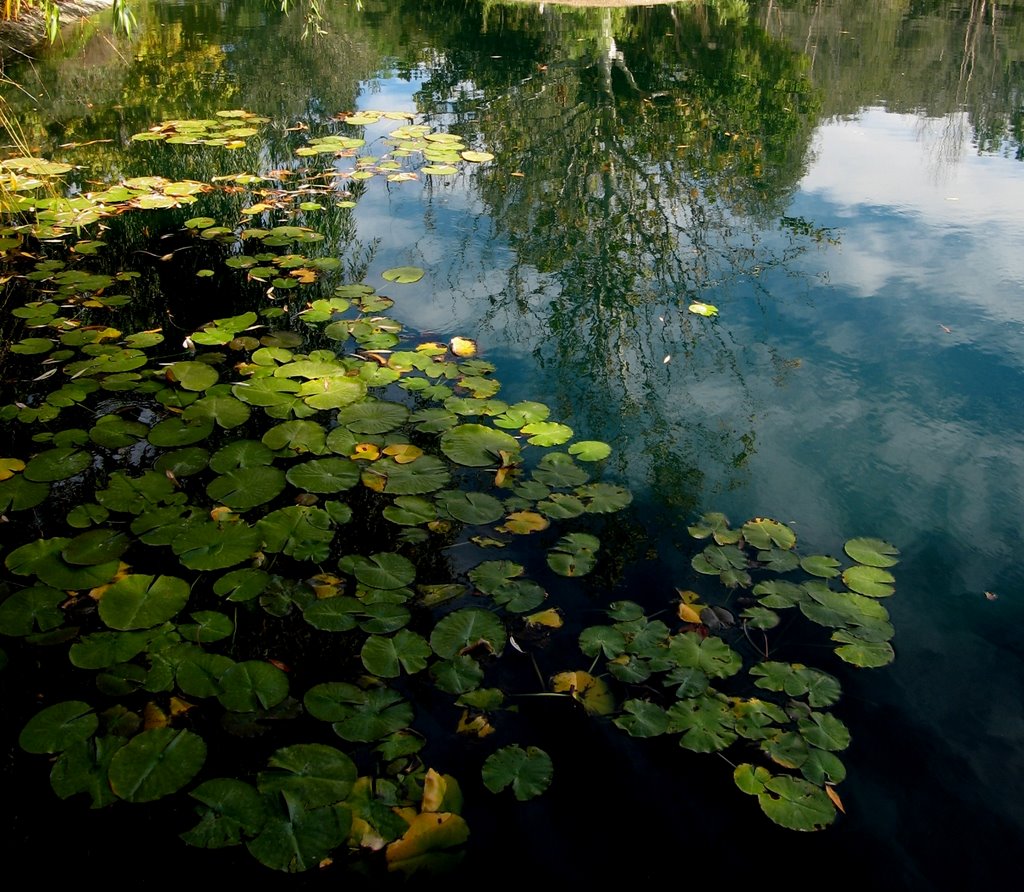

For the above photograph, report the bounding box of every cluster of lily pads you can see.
[0,109,895,872]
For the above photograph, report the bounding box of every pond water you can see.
[2,0,1023,886]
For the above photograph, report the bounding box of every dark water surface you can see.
[2,0,1023,886]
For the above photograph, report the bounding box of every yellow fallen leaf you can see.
[551,670,615,716]
[386,813,469,866]
[496,511,549,535]
[383,444,423,464]
[456,710,495,738]
[825,785,846,814]
[169,696,194,717]
[351,443,381,461]
[449,336,477,357]
[525,608,563,629]
[143,701,168,730]
[678,602,703,624]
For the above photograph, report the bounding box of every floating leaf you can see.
[0,585,65,636]
[386,812,469,867]
[844,537,900,568]
[800,555,841,579]
[435,490,504,524]
[182,778,270,848]
[217,661,290,712]
[551,670,614,716]
[108,728,206,803]
[842,565,896,598]
[361,630,433,677]
[441,424,520,467]
[757,775,836,831]
[20,701,98,754]
[99,575,190,630]
[430,609,506,659]
[258,743,357,809]
[614,701,669,738]
[381,266,424,284]
[482,745,552,800]
[567,440,611,462]
[547,532,600,577]
[23,448,90,483]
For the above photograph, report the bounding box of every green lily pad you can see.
[430,608,506,659]
[169,361,220,391]
[89,417,149,449]
[258,743,357,809]
[61,528,130,565]
[360,630,433,677]
[246,801,350,873]
[148,416,214,447]
[381,266,424,284]
[666,694,737,752]
[214,568,270,602]
[182,778,270,848]
[531,452,588,487]
[0,475,49,511]
[173,522,261,570]
[217,661,290,712]
[183,394,251,429]
[757,775,836,831]
[305,683,413,742]
[286,457,359,493]
[842,565,896,597]
[382,495,437,525]
[831,631,895,667]
[614,700,670,738]
[207,466,286,510]
[481,745,552,801]
[742,518,796,551]
[575,483,633,514]
[178,611,234,643]
[99,575,190,630]
[108,727,206,803]
[154,447,210,478]
[800,554,841,578]
[19,701,98,754]
[371,456,451,494]
[342,552,416,590]
[578,625,627,660]
[50,735,125,808]
[210,439,275,472]
[258,506,335,561]
[336,400,409,435]
[844,537,900,568]
[0,585,66,636]
[23,448,91,482]
[435,490,504,524]
[441,424,520,467]
[567,440,612,461]
[546,532,600,577]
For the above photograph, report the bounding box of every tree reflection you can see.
[412,1,824,515]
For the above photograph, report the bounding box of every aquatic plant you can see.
[0,109,897,873]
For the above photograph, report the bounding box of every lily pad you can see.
[842,565,896,598]
[98,574,190,630]
[217,661,290,712]
[430,608,506,659]
[182,778,270,848]
[361,630,433,677]
[757,775,836,831]
[441,424,520,467]
[844,537,900,568]
[258,743,357,809]
[19,701,98,754]
[481,745,553,801]
[108,728,206,803]
[381,266,424,284]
